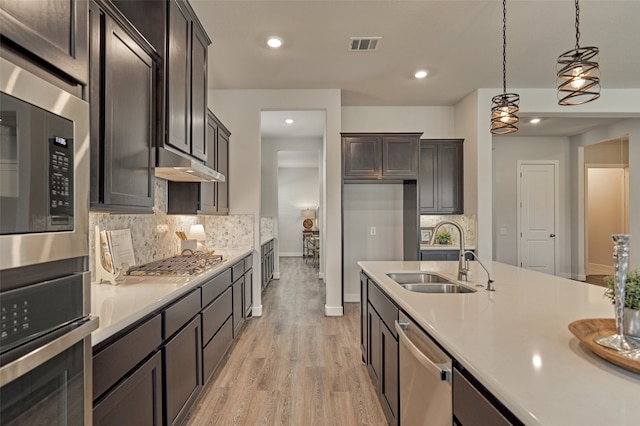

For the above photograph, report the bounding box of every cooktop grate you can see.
[127,253,224,276]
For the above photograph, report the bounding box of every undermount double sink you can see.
[386,272,477,294]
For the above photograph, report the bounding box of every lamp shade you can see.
[189,224,207,241]
[301,209,316,219]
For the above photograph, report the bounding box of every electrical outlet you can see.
[370,227,376,236]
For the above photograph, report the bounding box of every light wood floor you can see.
[184,257,387,426]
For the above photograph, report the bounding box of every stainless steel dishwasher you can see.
[395,312,452,425]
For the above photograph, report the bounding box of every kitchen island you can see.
[359,260,640,426]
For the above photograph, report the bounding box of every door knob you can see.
[550,234,556,237]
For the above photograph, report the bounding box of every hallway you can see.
[184,257,386,425]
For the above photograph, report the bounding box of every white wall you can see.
[208,89,342,316]
[278,167,319,255]
[343,184,404,301]
[342,106,454,136]
[492,137,572,276]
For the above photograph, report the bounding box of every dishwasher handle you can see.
[395,320,451,382]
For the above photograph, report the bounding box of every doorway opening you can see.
[259,110,326,285]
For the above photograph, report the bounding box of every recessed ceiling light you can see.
[414,70,429,79]
[285,118,294,124]
[529,118,541,124]
[267,37,283,48]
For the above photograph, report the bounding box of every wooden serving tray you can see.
[568,318,640,375]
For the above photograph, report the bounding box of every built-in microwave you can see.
[0,56,90,271]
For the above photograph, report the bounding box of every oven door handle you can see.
[0,316,98,385]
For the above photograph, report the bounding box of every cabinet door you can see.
[419,142,437,212]
[0,0,88,84]
[244,269,253,318]
[216,127,230,214]
[380,324,399,425]
[93,351,163,426]
[360,272,368,363]
[367,303,381,387]
[167,0,191,155]
[382,136,419,178]
[437,142,463,214]
[190,24,208,161]
[101,9,155,209]
[232,277,244,336]
[164,315,202,426]
[343,136,382,179]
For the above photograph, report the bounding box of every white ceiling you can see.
[191,0,640,137]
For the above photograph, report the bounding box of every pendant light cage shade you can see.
[557,46,600,105]
[490,93,520,135]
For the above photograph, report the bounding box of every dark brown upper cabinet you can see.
[89,0,158,212]
[419,139,464,214]
[112,0,210,163]
[342,133,421,181]
[167,109,230,215]
[0,0,88,94]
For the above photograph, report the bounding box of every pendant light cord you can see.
[502,0,507,94]
[574,0,581,50]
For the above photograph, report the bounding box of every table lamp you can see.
[189,224,208,251]
[301,208,316,230]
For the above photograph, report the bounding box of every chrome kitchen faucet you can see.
[430,220,469,281]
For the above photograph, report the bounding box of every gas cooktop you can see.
[127,252,224,276]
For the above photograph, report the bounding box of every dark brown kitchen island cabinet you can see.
[420,139,464,214]
[342,133,421,181]
[367,279,399,425]
[88,0,158,213]
[0,0,88,91]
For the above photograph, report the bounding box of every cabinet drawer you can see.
[231,260,245,281]
[244,254,253,271]
[368,281,398,338]
[93,314,162,400]
[201,269,232,307]
[163,289,201,339]
[202,316,233,383]
[202,287,232,345]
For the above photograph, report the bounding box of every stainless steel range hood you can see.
[155,147,225,182]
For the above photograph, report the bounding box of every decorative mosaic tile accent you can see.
[260,217,275,243]
[89,178,254,281]
[420,214,476,246]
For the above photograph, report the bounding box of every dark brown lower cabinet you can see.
[381,324,399,425]
[360,272,368,363]
[244,269,253,318]
[93,351,163,426]
[232,276,244,337]
[367,303,381,387]
[163,315,202,426]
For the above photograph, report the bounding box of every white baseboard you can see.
[588,262,613,275]
[252,304,263,317]
[325,304,343,316]
[558,272,572,279]
[318,272,324,279]
[279,252,303,257]
[572,273,587,281]
[343,293,360,303]
[273,272,280,279]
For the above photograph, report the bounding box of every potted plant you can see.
[435,230,452,245]
[604,269,640,338]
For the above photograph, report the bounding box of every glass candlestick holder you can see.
[594,234,640,352]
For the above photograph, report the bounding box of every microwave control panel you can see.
[48,137,74,229]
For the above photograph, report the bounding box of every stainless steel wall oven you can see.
[0,56,96,425]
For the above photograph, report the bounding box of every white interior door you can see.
[518,162,558,275]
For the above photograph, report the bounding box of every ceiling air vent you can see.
[349,37,381,51]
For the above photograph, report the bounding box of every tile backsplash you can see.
[420,214,476,246]
[89,178,254,281]
[260,217,275,243]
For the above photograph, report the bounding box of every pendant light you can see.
[557,0,600,105]
[490,0,519,135]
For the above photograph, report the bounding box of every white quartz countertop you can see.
[358,260,640,426]
[91,248,253,347]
